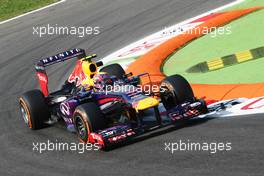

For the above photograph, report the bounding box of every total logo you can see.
[60,102,70,116]
[36,73,48,83]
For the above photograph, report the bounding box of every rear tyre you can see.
[100,63,125,79]
[160,74,194,110]
[19,90,50,130]
[73,103,107,143]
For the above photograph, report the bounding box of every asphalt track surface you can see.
[0,0,263,175]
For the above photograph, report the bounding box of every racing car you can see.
[18,48,208,148]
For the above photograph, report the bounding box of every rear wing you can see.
[34,48,87,96]
[35,48,86,68]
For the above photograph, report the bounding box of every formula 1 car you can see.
[18,48,208,148]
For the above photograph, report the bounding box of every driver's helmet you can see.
[93,72,113,89]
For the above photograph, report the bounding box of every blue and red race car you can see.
[18,48,208,149]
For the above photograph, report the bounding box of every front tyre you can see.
[19,90,50,130]
[99,63,125,79]
[160,74,194,110]
[73,103,107,143]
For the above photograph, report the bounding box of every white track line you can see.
[0,0,66,25]
[102,0,245,62]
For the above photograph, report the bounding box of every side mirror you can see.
[123,72,133,78]
[96,61,103,67]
